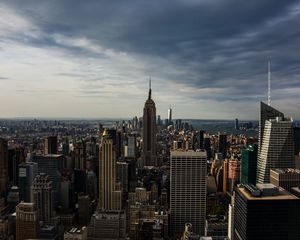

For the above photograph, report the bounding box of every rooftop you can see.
[239,185,298,201]
[171,149,207,157]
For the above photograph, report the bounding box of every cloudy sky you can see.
[1,0,300,120]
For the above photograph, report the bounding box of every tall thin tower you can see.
[268,61,271,106]
[142,79,157,166]
[168,106,172,125]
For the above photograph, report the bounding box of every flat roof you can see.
[171,150,207,157]
[239,186,298,201]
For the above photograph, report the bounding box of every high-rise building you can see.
[270,168,300,192]
[99,129,122,210]
[235,118,239,130]
[0,138,8,203]
[168,107,172,125]
[8,146,25,186]
[78,195,91,225]
[87,210,126,240]
[44,136,58,155]
[157,115,162,126]
[259,102,284,151]
[294,126,300,155]
[223,160,229,194]
[257,117,294,183]
[241,144,258,185]
[116,161,129,195]
[218,134,227,159]
[31,173,53,223]
[127,135,136,158]
[204,137,212,160]
[142,80,157,167]
[170,150,207,236]
[32,154,63,206]
[73,140,86,170]
[18,162,38,202]
[192,131,205,150]
[16,202,39,240]
[229,160,240,181]
[234,184,300,240]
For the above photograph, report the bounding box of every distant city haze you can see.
[0,1,300,119]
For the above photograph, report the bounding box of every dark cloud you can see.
[2,0,300,118]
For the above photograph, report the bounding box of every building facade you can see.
[99,129,122,210]
[234,184,300,240]
[31,173,53,223]
[16,203,39,240]
[257,117,294,183]
[241,144,258,185]
[170,150,207,236]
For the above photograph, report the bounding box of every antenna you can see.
[148,76,152,99]
[268,61,271,106]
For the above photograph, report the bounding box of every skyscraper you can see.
[259,102,284,151]
[18,162,38,202]
[16,202,39,240]
[234,184,300,240]
[235,118,239,130]
[32,154,63,206]
[168,106,172,125]
[127,135,136,158]
[99,129,122,210]
[257,117,294,183]
[31,173,53,223]
[0,138,8,205]
[241,144,258,185]
[8,146,25,186]
[170,150,207,236]
[218,134,227,159]
[142,80,157,166]
[44,136,58,155]
[73,140,86,170]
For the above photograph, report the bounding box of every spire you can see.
[148,76,152,100]
[268,60,271,106]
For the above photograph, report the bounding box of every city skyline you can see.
[1,1,300,119]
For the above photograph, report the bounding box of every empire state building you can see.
[142,80,157,166]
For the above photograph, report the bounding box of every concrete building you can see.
[218,134,227,159]
[44,136,58,155]
[32,154,63,206]
[126,135,136,158]
[31,173,53,223]
[99,129,122,210]
[73,140,86,170]
[18,162,38,202]
[170,150,207,236]
[270,168,300,192]
[87,211,126,240]
[16,202,39,240]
